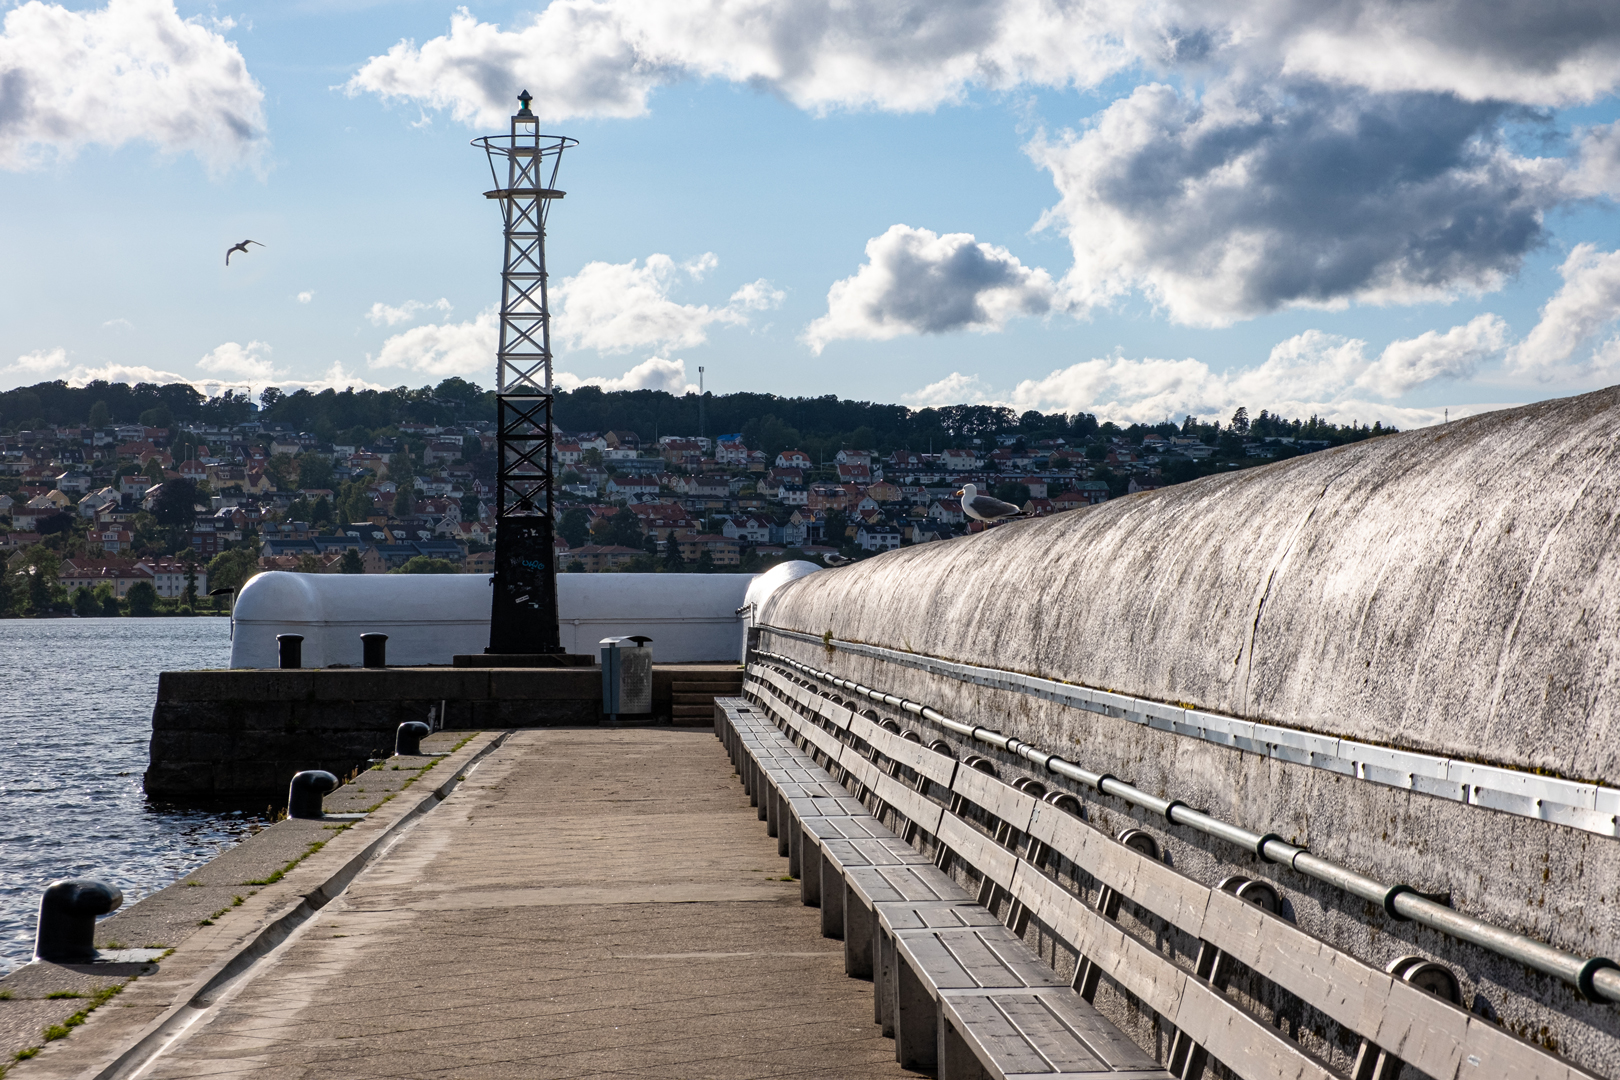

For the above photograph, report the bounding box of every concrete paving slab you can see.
[16,728,922,1079]
[5,732,505,1076]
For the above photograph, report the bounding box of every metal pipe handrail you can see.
[751,646,1620,1005]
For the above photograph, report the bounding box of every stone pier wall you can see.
[145,667,601,800]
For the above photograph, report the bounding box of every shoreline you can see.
[0,730,488,1073]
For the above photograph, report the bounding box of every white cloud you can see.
[346,3,1620,333]
[1006,355,1234,424]
[1508,244,1620,380]
[1249,0,1620,107]
[69,362,194,387]
[0,0,267,172]
[346,1,1620,131]
[807,225,1056,353]
[285,362,394,395]
[188,361,392,399]
[366,272,772,383]
[1357,314,1508,397]
[1564,122,1620,198]
[102,318,134,330]
[370,309,498,379]
[4,347,69,377]
[906,317,1513,426]
[903,371,995,408]
[366,298,451,326]
[2,345,409,398]
[557,357,699,395]
[729,279,787,312]
[197,340,276,381]
[346,1,1132,128]
[1030,83,1562,327]
[554,254,780,355]
[296,291,315,304]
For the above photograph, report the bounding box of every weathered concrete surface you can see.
[764,387,1620,783]
[0,731,483,1071]
[755,386,1620,1076]
[19,730,919,1080]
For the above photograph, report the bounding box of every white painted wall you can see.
[230,570,786,668]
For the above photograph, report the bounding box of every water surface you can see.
[0,618,265,974]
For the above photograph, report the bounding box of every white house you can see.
[721,515,772,543]
[605,476,660,501]
[775,450,812,469]
[15,495,61,529]
[856,524,902,552]
[78,487,121,518]
[135,559,208,599]
[774,483,808,506]
[55,470,93,495]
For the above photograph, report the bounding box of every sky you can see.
[3,0,1620,429]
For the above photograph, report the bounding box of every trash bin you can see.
[600,635,653,723]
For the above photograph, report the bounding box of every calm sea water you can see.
[0,618,266,975]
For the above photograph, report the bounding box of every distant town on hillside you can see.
[0,378,1397,617]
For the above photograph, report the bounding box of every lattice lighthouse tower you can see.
[474,92,576,654]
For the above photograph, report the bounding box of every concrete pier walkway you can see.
[127,729,919,1079]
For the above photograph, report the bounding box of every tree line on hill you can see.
[0,378,1395,459]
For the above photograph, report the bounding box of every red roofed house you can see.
[59,559,152,597]
[568,544,644,572]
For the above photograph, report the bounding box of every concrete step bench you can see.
[735,662,1602,1080]
[717,692,1172,1080]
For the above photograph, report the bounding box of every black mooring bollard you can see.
[277,634,304,670]
[360,633,388,668]
[287,769,339,819]
[35,879,123,963]
[396,721,431,756]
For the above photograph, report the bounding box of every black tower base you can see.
[488,516,562,654]
[488,392,563,655]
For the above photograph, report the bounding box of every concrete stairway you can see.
[672,672,745,725]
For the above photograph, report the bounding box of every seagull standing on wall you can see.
[225,240,263,265]
[957,482,1029,524]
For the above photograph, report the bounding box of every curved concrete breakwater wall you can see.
[755,385,1620,1075]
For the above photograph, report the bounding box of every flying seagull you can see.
[225,239,263,265]
[957,482,1029,523]
[823,553,853,567]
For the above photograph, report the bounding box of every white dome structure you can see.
[231,571,763,667]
